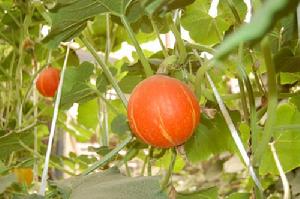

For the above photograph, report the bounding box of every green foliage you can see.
[181,0,246,45]
[2,0,300,197]
[215,0,300,59]
[51,167,167,199]
[176,187,218,199]
[77,99,99,130]
[0,133,33,160]
[260,103,300,175]
[0,174,17,193]
[184,112,245,162]
[60,61,97,109]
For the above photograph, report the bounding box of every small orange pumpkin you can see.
[36,67,60,97]
[13,168,33,186]
[127,75,200,148]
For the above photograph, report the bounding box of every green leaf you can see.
[274,48,300,73]
[0,133,33,160]
[176,187,218,199]
[181,0,227,45]
[156,150,185,173]
[111,114,130,136]
[226,192,251,199]
[260,103,300,175]
[51,167,168,199]
[215,0,300,59]
[280,72,300,85]
[119,74,143,93]
[60,61,97,109]
[45,0,134,47]
[0,173,17,193]
[184,112,243,162]
[96,72,110,93]
[181,0,246,45]
[23,194,45,199]
[0,161,8,175]
[78,99,99,130]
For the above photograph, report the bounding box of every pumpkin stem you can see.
[156,55,178,75]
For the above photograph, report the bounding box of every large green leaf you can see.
[0,173,17,193]
[51,167,168,199]
[111,114,130,137]
[45,0,134,47]
[274,48,300,73]
[260,103,300,175]
[0,133,33,160]
[60,61,97,109]
[181,0,246,45]
[226,192,250,199]
[78,99,99,130]
[184,112,246,163]
[215,0,300,59]
[176,187,218,199]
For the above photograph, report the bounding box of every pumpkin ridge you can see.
[157,106,176,146]
[179,84,197,128]
[39,72,47,96]
[129,104,148,144]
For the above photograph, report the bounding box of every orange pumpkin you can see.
[127,75,200,148]
[36,67,60,97]
[13,168,33,186]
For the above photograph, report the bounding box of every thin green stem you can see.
[82,135,133,175]
[148,146,154,176]
[212,18,223,42]
[105,14,111,64]
[19,141,75,176]
[120,15,153,77]
[238,43,263,199]
[166,14,187,64]
[160,148,176,190]
[274,125,300,131]
[79,35,128,108]
[185,42,216,54]
[4,52,15,129]
[141,155,148,176]
[125,161,132,177]
[39,40,71,196]
[254,37,278,165]
[237,77,249,122]
[149,16,168,58]
[193,50,213,99]
[225,0,242,24]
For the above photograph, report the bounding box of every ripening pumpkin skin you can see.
[128,75,200,148]
[13,168,33,186]
[36,67,60,97]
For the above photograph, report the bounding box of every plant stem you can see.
[39,41,71,196]
[185,42,216,54]
[237,77,249,122]
[149,16,168,58]
[269,142,290,199]
[120,15,153,77]
[105,14,111,64]
[79,35,128,108]
[141,155,148,176]
[206,72,263,193]
[4,52,15,129]
[254,37,278,165]
[274,124,300,130]
[160,148,176,190]
[148,146,154,176]
[166,14,187,64]
[225,0,242,24]
[19,141,75,176]
[82,135,133,175]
